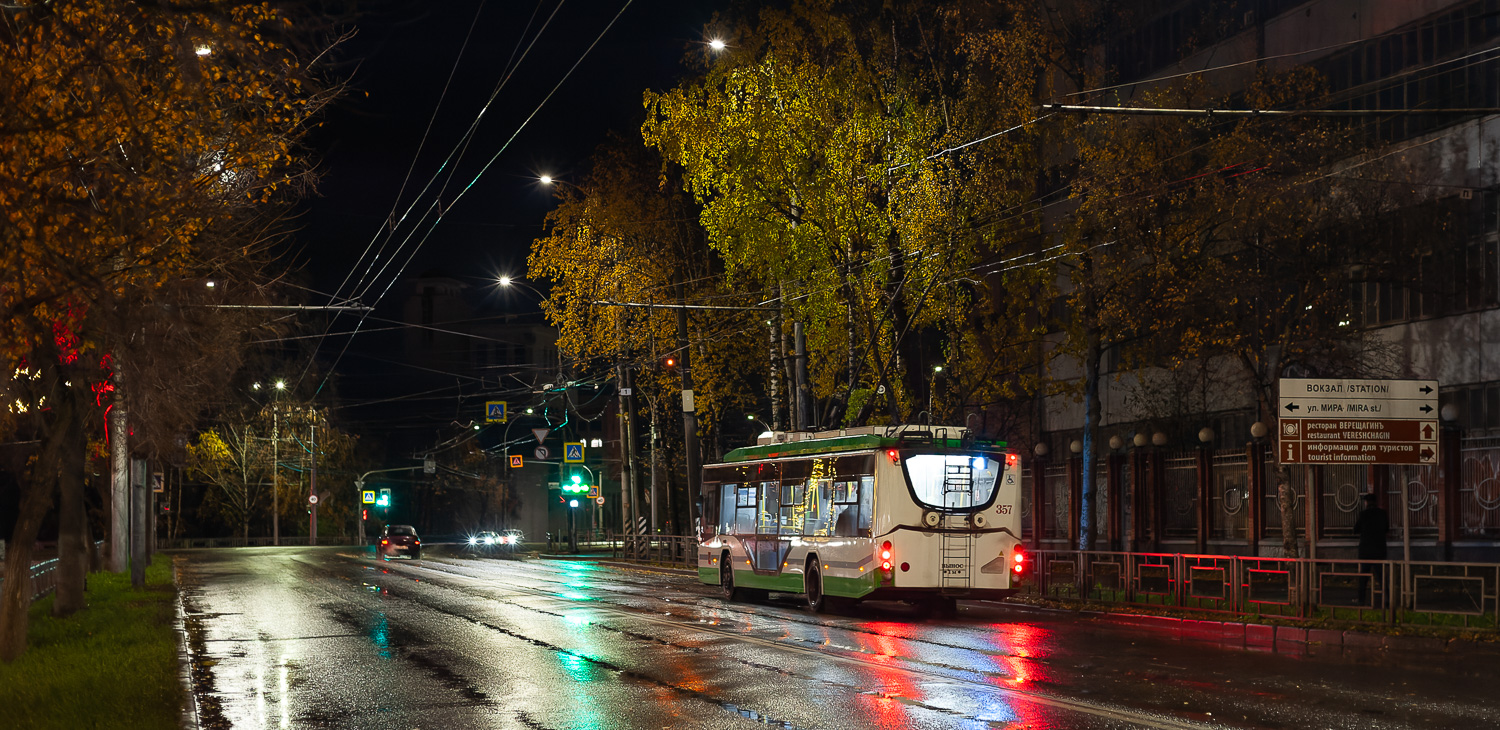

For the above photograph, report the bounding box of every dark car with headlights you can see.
[467,529,524,555]
[379,524,421,559]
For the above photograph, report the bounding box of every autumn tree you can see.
[0,0,335,660]
[642,1,1044,429]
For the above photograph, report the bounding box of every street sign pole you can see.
[355,479,364,546]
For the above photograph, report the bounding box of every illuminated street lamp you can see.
[708,38,726,51]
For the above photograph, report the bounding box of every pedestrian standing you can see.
[1353,492,1388,606]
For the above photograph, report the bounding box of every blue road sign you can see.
[485,401,508,423]
[362,490,375,504]
[564,442,584,463]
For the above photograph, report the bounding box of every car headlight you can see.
[467,537,477,545]
[483,537,494,545]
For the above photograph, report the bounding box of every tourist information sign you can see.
[1277,378,1439,465]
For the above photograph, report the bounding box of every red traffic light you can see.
[664,356,676,368]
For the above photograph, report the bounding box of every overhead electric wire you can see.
[308,1,635,402]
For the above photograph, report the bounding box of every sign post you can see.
[1277,378,1438,466]
[485,401,508,423]
[1278,377,1439,577]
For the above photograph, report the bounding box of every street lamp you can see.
[708,38,726,51]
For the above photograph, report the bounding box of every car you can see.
[466,529,525,555]
[379,524,421,560]
[466,530,503,552]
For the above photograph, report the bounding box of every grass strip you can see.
[0,554,181,730]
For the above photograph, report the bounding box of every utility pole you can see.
[674,277,701,538]
[615,359,634,540]
[309,418,318,546]
[271,404,279,546]
[109,364,128,573]
[129,458,147,587]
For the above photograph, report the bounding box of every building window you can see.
[1442,383,1500,430]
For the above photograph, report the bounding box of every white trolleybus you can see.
[696,425,1028,613]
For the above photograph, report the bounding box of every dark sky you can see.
[298,0,728,308]
[287,1,730,442]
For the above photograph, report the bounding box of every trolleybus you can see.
[696,425,1027,613]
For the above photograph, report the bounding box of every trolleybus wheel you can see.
[806,560,828,613]
[720,554,743,601]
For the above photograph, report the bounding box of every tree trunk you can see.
[53,387,89,617]
[1276,464,1299,557]
[0,382,69,662]
[1080,329,1100,551]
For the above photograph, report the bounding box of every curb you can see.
[593,560,699,576]
[171,558,202,730]
[1086,609,1490,654]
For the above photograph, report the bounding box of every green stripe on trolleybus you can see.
[714,569,878,598]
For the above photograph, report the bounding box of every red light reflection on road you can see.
[986,622,1054,686]
[848,621,922,726]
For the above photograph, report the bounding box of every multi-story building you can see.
[1030,0,1500,561]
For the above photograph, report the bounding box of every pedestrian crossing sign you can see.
[485,401,508,423]
[509,454,523,469]
[362,490,375,504]
[564,442,584,463]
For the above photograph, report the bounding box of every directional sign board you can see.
[485,401,508,423]
[362,490,375,504]
[509,454,523,469]
[564,442,585,463]
[1278,378,1439,465]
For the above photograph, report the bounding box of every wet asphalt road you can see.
[175,547,1500,730]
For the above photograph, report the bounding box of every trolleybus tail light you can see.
[1005,453,1019,467]
[1012,546,1026,574]
[880,541,893,571]
[886,448,900,464]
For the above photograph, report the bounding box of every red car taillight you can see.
[381,539,389,545]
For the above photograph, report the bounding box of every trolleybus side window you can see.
[717,483,736,535]
[700,482,720,540]
[734,484,757,535]
[757,478,780,534]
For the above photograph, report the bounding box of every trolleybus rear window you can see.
[903,454,1001,510]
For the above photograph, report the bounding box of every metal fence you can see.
[612,534,698,570]
[0,541,106,604]
[159,536,335,549]
[1024,549,1500,630]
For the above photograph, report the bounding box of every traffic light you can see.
[377,488,391,508]
[662,355,676,369]
[561,473,589,495]
[361,509,368,521]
